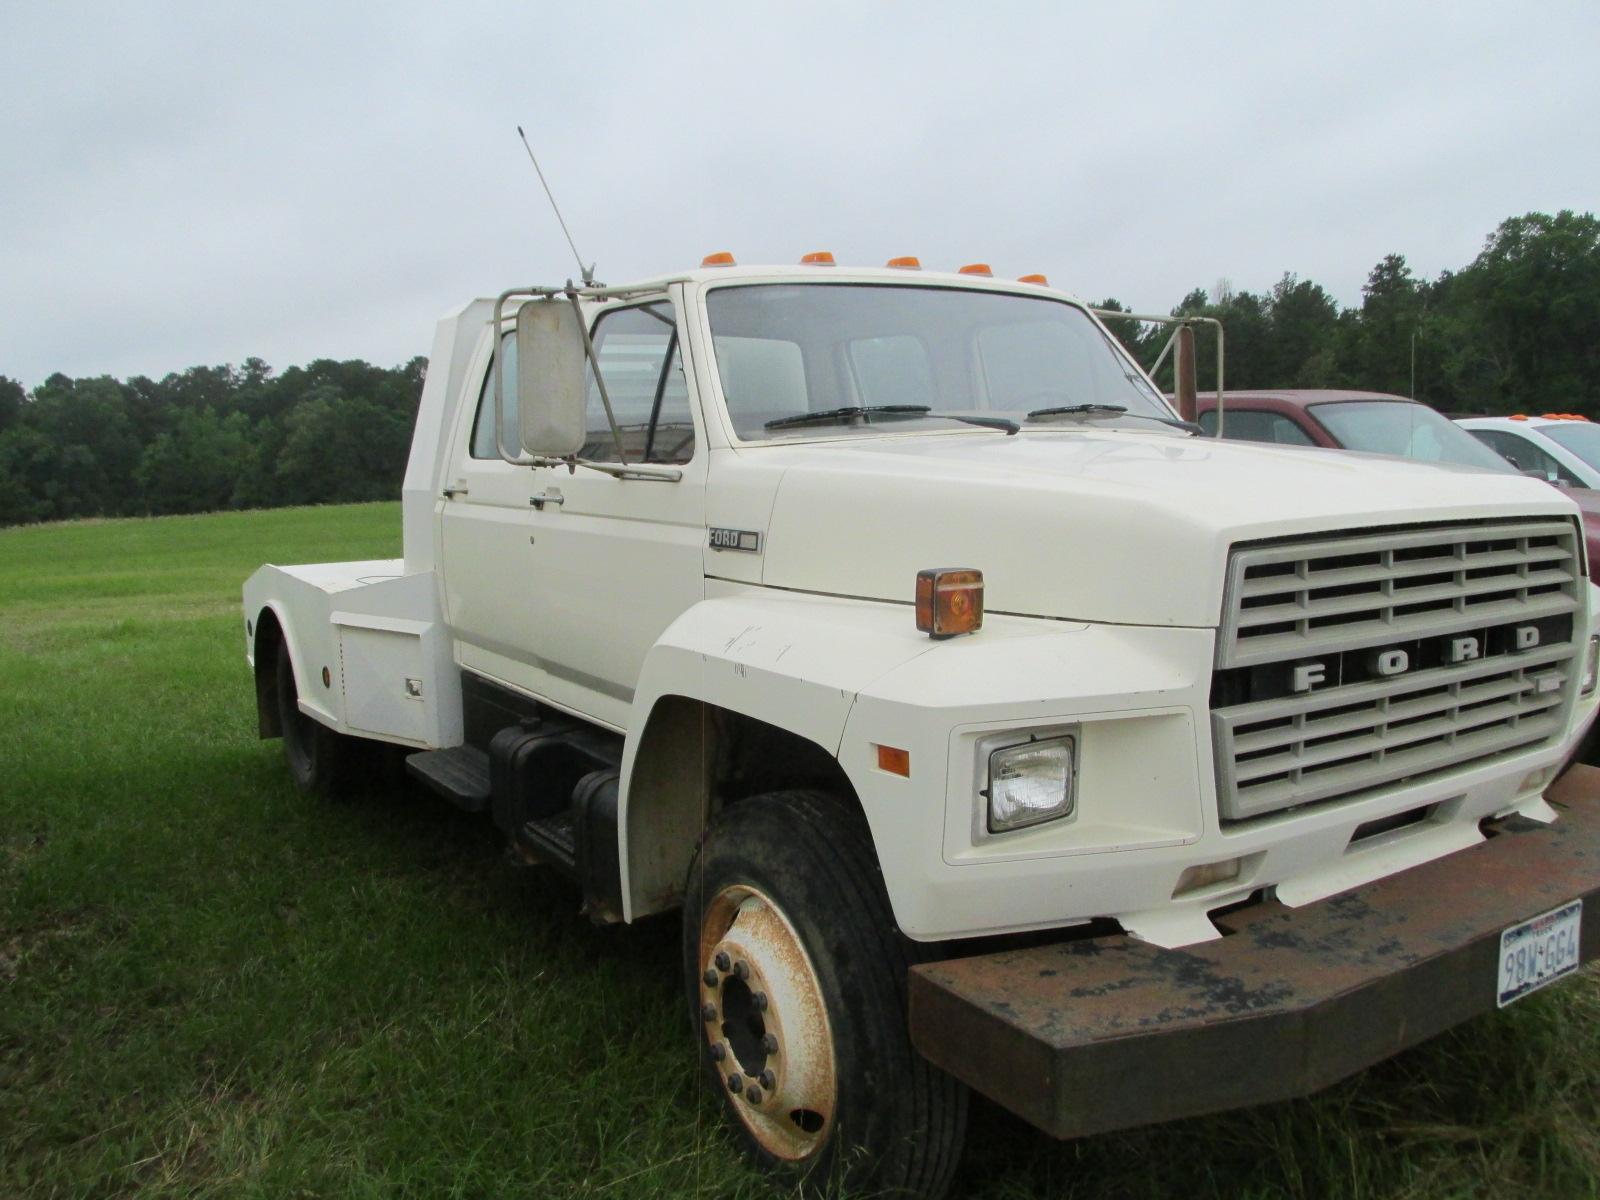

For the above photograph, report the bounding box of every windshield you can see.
[704,283,1173,441]
[1537,422,1600,471]
[1312,401,1514,472]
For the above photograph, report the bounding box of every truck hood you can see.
[754,431,1580,628]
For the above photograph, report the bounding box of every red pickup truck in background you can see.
[1197,389,1600,582]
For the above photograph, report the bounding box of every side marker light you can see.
[876,745,911,776]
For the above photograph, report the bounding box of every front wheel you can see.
[682,791,967,1197]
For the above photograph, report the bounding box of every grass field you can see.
[2,503,1597,1199]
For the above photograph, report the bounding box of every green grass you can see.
[1,503,1596,1199]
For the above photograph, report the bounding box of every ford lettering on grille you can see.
[1210,519,1583,823]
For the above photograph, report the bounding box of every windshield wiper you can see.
[765,405,930,430]
[931,413,1019,434]
[1026,403,1200,435]
[1026,403,1128,419]
[765,405,1019,435]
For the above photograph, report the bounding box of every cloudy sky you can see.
[2,1,1596,387]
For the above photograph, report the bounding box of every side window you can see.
[469,332,519,459]
[1207,408,1315,446]
[582,303,695,464]
[1474,430,1575,482]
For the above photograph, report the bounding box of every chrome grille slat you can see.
[1212,518,1583,824]
[1225,593,1577,669]
[1231,689,1564,784]
[1230,667,1559,755]
[1225,718,1563,817]
[1237,544,1570,598]
[1226,641,1572,729]
[1235,567,1574,629]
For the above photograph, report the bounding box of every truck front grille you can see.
[1211,518,1583,823]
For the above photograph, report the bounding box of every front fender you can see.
[630,591,939,757]
[619,589,939,919]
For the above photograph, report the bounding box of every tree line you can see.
[1098,210,1600,412]
[2,209,1596,527]
[0,357,424,526]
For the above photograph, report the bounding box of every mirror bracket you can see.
[564,287,630,466]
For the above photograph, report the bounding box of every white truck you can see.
[245,257,1600,1197]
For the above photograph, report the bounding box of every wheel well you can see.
[623,696,862,920]
[252,607,285,739]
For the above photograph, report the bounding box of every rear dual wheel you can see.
[683,791,967,1197]
[274,639,357,795]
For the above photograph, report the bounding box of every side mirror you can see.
[515,300,587,458]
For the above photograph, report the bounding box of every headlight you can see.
[1584,634,1599,695]
[986,736,1076,832]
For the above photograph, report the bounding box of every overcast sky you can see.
[2,1,1597,388]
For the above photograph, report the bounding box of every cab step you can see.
[406,745,491,812]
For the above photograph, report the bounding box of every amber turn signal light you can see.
[916,568,984,639]
[701,251,737,267]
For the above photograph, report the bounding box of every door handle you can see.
[530,492,565,510]
[442,485,469,499]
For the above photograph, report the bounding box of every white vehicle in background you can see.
[1459,413,1600,488]
[243,255,1600,1198]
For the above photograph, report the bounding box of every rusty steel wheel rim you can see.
[698,882,836,1160]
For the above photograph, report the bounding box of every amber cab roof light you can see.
[958,263,993,277]
[886,256,922,269]
[701,251,736,267]
[1017,273,1049,285]
[915,568,984,639]
[800,251,835,266]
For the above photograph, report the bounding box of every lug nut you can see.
[761,1033,778,1054]
[733,960,751,980]
[701,1003,718,1023]
[709,1042,726,1062]
[714,951,731,972]
[703,967,719,987]
[745,1085,764,1104]
[759,1069,775,1090]
[753,991,769,1012]
[727,1073,743,1095]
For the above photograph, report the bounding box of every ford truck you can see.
[244,256,1600,1197]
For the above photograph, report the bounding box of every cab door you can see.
[523,290,708,729]
[437,330,546,695]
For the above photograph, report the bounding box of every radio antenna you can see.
[516,125,594,284]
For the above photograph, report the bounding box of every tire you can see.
[274,638,354,796]
[682,790,968,1198]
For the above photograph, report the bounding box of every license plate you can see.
[1497,899,1583,1008]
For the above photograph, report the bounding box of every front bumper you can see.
[908,764,1600,1139]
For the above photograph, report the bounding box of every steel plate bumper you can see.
[908,766,1600,1139]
